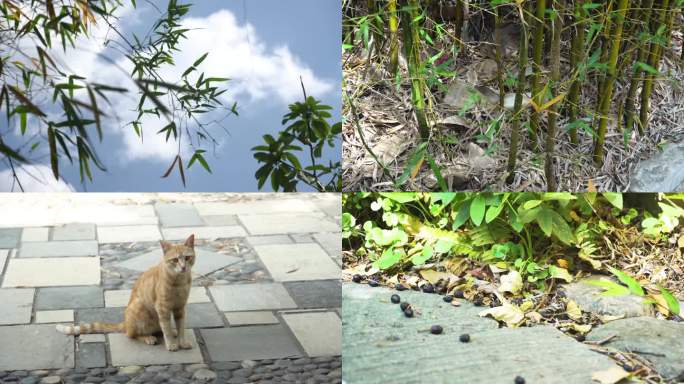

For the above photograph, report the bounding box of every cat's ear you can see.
[160,240,172,253]
[185,234,195,248]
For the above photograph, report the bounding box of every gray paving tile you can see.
[238,213,338,235]
[117,247,241,276]
[35,309,74,323]
[313,232,342,257]
[185,303,224,328]
[2,257,100,287]
[52,223,96,241]
[0,249,8,275]
[77,307,124,324]
[76,342,107,368]
[0,324,74,370]
[201,325,302,361]
[285,280,341,309]
[312,195,341,218]
[21,227,49,242]
[246,235,293,246]
[18,240,98,257]
[195,200,315,216]
[225,311,279,326]
[0,228,21,248]
[36,286,104,310]
[0,288,34,325]
[254,243,340,282]
[161,226,247,241]
[108,330,203,366]
[97,225,161,243]
[209,283,297,312]
[282,312,341,357]
[155,203,204,227]
[202,215,239,226]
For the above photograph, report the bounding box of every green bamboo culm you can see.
[529,0,546,149]
[401,0,430,141]
[624,0,655,135]
[387,0,399,77]
[639,0,671,133]
[566,0,587,144]
[454,0,465,49]
[593,0,630,166]
[506,6,530,185]
[545,4,562,191]
[343,0,354,46]
[494,4,505,107]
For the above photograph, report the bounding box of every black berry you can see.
[352,274,362,283]
[422,283,435,293]
[368,280,379,287]
[453,290,465,298]
[576,334,586,342]
[400,302,410,311]
[514,376,525,384]
[443,295,453,302]
[390,294,401,304]
[430,325,443,334]
[395,283,407,291]
[459,334,470,343]
[473,298,483,307]
[403,308,414,318]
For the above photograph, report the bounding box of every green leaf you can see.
[411,245,433,265]
[452,202,470,230]
[585,279,632,296]
[193,52,209,67]
[536,208,553,237]
[659,286,680,315]
[375,248,402,270]
[523,200,542,209]
[485,201,506,223]
[609,267,644,296]
[635,61,660,75]
[602,193,623,209]
[470,195,486,226]
[548,265,573,282]
[434,238,454,253]
[550,211,574,245]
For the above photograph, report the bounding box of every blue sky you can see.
[0,0,341,192]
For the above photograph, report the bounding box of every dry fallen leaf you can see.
[525,311,542,323]
[568,323,592,334]
[498,270,523,294]
[591,366,630,384]
[479,303,525,327]
[599,314,626,323]
[566,300,583,321]
[420,269,449,285]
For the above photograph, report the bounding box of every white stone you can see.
[41,376,65,384]
[195,199,315,216]
[225,311,279,326]
[35,310,74,323]
[2,257,100,287]
[21,227,49,242]
[97,225,162,243]
[254,243,340,281]
[192,368,217,381]
[19,240,98,258]
[282,312,341,356]
[238,213,338,235]
[108,330,203,366]
[52,223,96,241]
[0,249,7,274]
[0,288,35,325]
[209,284,297,312]
[79,334,106,343]
[118,365,143,375]
[105,286,210,307]
[161,226,247,241]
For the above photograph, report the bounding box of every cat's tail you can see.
[56,321,124,335]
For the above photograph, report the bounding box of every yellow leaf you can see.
[519,301,534,312]
[591,366,630,384]
[568,322,592,334]
[566,300,583,321]
[410,157,424,180]
[678,235,684,249]
[498,270,523,294]
[539,93,566,112]
[525,311,542,322]
[479,303,525,327]
[588,179,597,192]
[650,293,671,316]
[420,269,449,285]
[557,259,569,269]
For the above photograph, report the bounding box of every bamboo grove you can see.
[343,0,684,191]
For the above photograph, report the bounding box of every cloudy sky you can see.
[0,0,341,192]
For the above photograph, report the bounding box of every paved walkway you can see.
[0,194,341,383]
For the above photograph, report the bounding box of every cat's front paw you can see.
[166,342,179,351]
[179,339,193,349]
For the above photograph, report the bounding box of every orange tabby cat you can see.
[57,234,196,351]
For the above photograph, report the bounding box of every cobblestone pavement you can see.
[0,194,341,384]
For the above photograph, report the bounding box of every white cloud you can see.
[0,164,75,192]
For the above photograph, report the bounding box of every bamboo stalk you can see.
[402,0,430,141]
[567,0,586,144]
[593,0,630,166]
[494,4,505,107]
[388,0,399,77]
[529,0,546,148]
[454,0,465,50]
[639,0,671,132]
[545,3,562,191]
[624,0,655,135]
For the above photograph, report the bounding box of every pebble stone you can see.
[117,366,142,375]
[191,369,217,381]
[39,377,62,384]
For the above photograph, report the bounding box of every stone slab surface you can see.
[116,248,241,276]
[161,226,247,241]
[313,232,342,257]
[0,249,7,275]
[52,223,96,241]
[239,213,337,235]
[343,283,620,384]
[35,286,104,310]
[0,324,74,370]
[97,225,162,243]
[255,243,340,282]
[35,310,74,323]
[630,142,684,192]
[562,276,654,317]
[108,330,203,366]
[246,235,293,246]
[21,227,49,242]
[155,203,204,227]
[201,325,302,361]
[185,303,225,328]
[312,195,341,218]
[225,311,279,326]
[79,334,106,343]
[195,200,315,216]
[2,257,100,287]
[0,228,21,248]
[201,215,239,226]
[105,286,210,307]
[285,280,342,309]
[19,240,98,258]
[0,288,34,325]
[77,307,124,324]
[77,342,107,368]
[209,283,297,312]
[283,311,341,357]
[587,317,684,381]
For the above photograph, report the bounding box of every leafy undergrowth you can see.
[342,192,684,382]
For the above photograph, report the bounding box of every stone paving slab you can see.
[239,213,338,235]
[35,310,74,323]
[185,303,225,328]
[342,283,620,384]
[246,235,293,246]
[283,312,341,357]
[224,311,280,326]
[79,334,106,343]
[255,243,341,281]
[313,233,342,257]
[77,342,107,369]
[108,330,203,366]
[155,203,204,227]
[311,194,341,218]
[116,248,241,276]
[18,240,99,258]
[0,228,21,248]
[209,283,297,312]
[21,227,49,242]
[201,214,239,226]
[0,288,34,325]
[52,223,96,241]
[2,257,100,287]
[0,324,74,370]
[195,199,316,216]
[35,286,104,310]
[105,286,211,307]
[77,307,124,324]
[285,280,342,309]
[97,225,162,244]
[161,225,247,241]
[201,325,302,361]
[0,249,7,275]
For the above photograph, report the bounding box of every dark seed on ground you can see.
[400,302,410,311]
[403,308,414,318]
[422,284,435,293]
[459,334,470,343]
[473,298,483,306]
[368,280,379,287]
[395,283,407,291]
[514,376,525,384]
[622,364,635,372]
[453,290,464,298]
[352,274,362,283]
[430,325,443,335]
[443,295,453,302]
[391,294,401,304]
[576,334,586,342]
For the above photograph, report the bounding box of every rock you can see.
[144,366,165,373]
[106,376,129,383]
[212,362,241,371]
[20,377,38,384]
[185,363,208,373]
[40,377,62,384]
[14,371,28,378]
[562,276,654,318]
[444,80,489,110]
[328,369,342,378]
[587,317,684,381]
[83,377,105,384]
[117,366,142,376]
[630,143,684,192]
[503,93,532,111]
[31,371,50,378]
[191,369,217,382]
[240,360,257,369]
[227,377,249,384]
[231,368,252,378]
[466,142,496,171]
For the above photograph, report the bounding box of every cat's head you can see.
[160,234,196,274]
